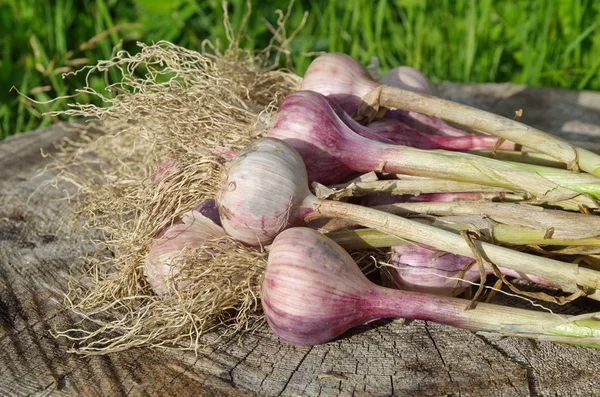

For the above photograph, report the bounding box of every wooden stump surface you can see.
[1,83,600,396]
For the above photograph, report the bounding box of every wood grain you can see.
[2,83,600,396]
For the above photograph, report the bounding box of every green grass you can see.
[1,0,600,139]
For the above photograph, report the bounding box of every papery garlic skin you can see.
[144,209,226,296]
[193,199,221,226]
[217,138,314,246]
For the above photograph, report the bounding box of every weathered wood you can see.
[2,83,600,396]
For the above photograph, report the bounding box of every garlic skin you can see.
[301,52,378,114]
[388,245,479,296]
[379,66,434,95]
[144,208,226,295]
[217,138,314,246]
[193,199,221,226]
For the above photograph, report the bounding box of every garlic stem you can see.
[468,150,566,169]
[371,287,560,334]
[327,226,600,251]
[309,200,600,294]
[492,225,600,247]
[504,161,600,199]
[372,201,600,240]
[372,286,600,348]
[314,179,516,200]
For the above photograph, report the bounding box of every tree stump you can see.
[1,83,600,396]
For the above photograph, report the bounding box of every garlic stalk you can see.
[378,65,471,137]
[327,227,600,252]
[371,201,600,240]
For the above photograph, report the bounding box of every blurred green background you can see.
[1,0,599,139]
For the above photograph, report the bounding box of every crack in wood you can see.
[223,340,263,391]
[475,333,538,396]
[277,346,313,396]
[0,295,15,330]
[27,379,56,397]
[424,323,453,384]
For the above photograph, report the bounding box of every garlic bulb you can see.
[387,244,558,296]
[217,138,314,246]
[145,207,226,295]
[262,227,376,346]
